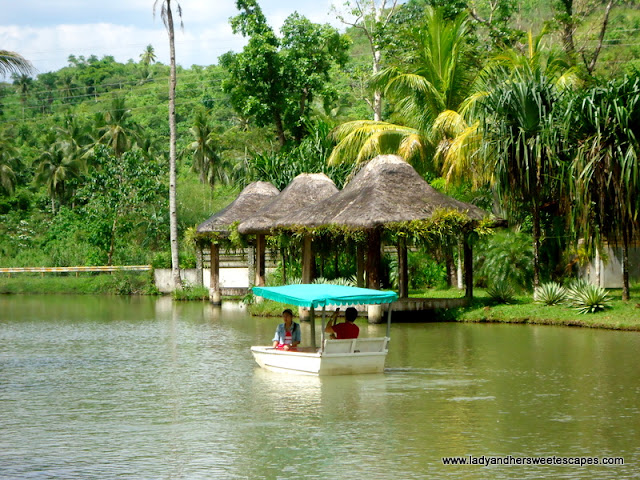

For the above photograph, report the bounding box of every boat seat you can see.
[323,337,388,354]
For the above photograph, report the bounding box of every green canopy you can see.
[252,284,398,308]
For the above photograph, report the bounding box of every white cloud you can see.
[1,0,346,79]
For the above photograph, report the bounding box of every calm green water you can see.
[1,295,639,480]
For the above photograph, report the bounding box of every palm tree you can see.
[478,68,564,289]
[188,110,233,187]
[33,143,84,214]
[154,0,183,289]
[140,44,157,66]
[328,7,474,173]
[12,74,33,120]
[97,96,140,157]
[0,50,34,77]
[0,136,19,195]
[566,76,640,300]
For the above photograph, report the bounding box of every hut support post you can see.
[302,235,313,284]
[464,235,473,299]
[356,244,365,288]
[195,244,203,286]
[310,306,316,349]
[255,234,266,287]
[386,304,393,339]
[210,242,221,305]
[397,237,408,298]
[366,229,381,290]
[320,306,326,352]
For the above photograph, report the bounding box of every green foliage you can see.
[151,251,196,269]
[225,1,349,145]
[486,281,517,304]
[388,249,447,289]
[566,281,612,314]
[172,284,210,301]
[534,281,567,305]
[239,121,352,190]
[476,230,534,290]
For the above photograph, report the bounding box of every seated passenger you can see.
[272,309,300,351]
[325,307,359,339]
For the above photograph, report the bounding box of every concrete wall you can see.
[154,267,276,293]
[580,245,640,288]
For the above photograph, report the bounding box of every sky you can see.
[1,0,345,79]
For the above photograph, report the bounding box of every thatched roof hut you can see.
[197,181,279,235]
[238,173,339,235]
[274,155,487,229]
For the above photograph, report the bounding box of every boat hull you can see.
[251,338,388,375]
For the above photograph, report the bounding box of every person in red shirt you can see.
[325,307,359,339]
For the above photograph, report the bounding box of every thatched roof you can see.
[238,173,339,234]
[197,181,279,234]
[274,155,488,229]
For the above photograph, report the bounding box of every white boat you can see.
[250,284,397,376]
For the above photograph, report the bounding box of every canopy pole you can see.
[386,303,393,339]
[321,306,326,352]
[310,306,316,349]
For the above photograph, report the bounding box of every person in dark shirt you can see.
[325,307,359,339]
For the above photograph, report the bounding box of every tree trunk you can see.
[274,110,286,147]
[167,2,182,289]
[356,244,365,288]
[457,240,464,289]
[532,199,542,290]
[366,229,381,289]
[397,237,408,298]
[255,234,266,287]
[372,49,382,121]
[210,242,220,305]
[302,235,314,284]
[281,246,287,285]
[107,215,118,266]
[195,244,203,286]
[464,236,474,299]
[445,249,455,288]
[622,230,630,301]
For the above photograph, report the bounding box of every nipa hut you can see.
[275,155,489,298]
[238,173,339,285]
[196,181,279,303]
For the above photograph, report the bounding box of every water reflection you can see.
[1,296,639,480]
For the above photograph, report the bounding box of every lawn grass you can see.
[436,286,640,331]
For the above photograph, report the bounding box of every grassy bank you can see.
[0,272,157,295]
[454,287,640,331]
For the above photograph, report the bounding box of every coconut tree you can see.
[0,50,34,77]
[96,96,140,157]
[188,110,233,187]
[328,7,475,174]
[154,0,183,289]
[0,136,19,195]
[140,44,157,66]
[34,143,84,214]
[566,76,640,300]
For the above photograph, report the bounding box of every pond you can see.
[1,295,639,479]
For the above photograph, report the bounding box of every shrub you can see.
[487,281,516,304]
[566,282,611,314]
[476,230,533,290]
[534,282,567,305]
[173,284,209,301]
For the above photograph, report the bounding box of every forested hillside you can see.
[1,0,639,295]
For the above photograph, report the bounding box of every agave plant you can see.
[312,277,356,287]
[534,282,567,306]
[566,282,611,314]
[486,281,516,304]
